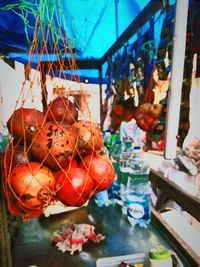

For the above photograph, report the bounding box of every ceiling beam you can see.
[99,0,163,65]
[51,58,100,70]
[75,59,100,69]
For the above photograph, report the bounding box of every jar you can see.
[149,247,173,267]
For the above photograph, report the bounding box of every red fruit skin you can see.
[73,120,104,156]
[143,113,154,125]
[7,195,22,216]
[31,122,77,170]
[113,104,124,116]
[54,159,78,180]
[56,167,94,206]
[136,114,154,132]
[3,144,32,174]
[134,103,152,118]
[80,154,115,193]
[7,196,43,220]
[150,103,163,119]
[7,108,45,144]
[123,107,134,122]
[110,110,123,124]
[45,97,78,125]
[9,162,55,209]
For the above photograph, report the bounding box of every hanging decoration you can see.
[142,3,175,148]
[2,0,115,221]
[104,13,164,133]
[131,3,175,150]
[104,44,136,131]
[103,2,180,153]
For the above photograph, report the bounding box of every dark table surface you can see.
[11,200,189,267]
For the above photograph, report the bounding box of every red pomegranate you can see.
[123,107,134,122]
[73,120,104,156]
[8,162,56,210]
[56,167,94,206]
[7,108,45,144]
[80,153,115,193]
[30,122,77,170]
[7,195,43,221]
[110,110,123,125]
[113,104,124,116]
[136,113,154,132]
[54,159,78,181]
[3,143,33,174]
[45,97,78,125]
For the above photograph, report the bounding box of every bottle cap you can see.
[133,146,141,150]
[149,247,171,260]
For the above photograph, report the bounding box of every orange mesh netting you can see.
[2,1,115,221]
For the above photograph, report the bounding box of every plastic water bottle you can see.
[108,131,117,157]
[110,139,123,165]
[114,138,133,212]
[120,138,133,167]
[125,148,151,227]
[128,146,149,174]
[103,130,111,150]
[119,166,129,214]
[126,175,151,228]
[110,137,124,203]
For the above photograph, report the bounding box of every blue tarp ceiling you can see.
[0,0,168,82]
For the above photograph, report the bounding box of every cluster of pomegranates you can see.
[134,103,163,132]
[3,97,115,220]
[110,97,136,125]
[110,96,163,134]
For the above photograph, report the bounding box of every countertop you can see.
[11,200,190,267]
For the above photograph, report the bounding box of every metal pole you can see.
[99,65,103,130]
[164,0,189,159]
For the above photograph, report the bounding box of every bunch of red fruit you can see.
[3,97,115,220]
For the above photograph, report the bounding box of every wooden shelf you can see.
[149,168,200,265]
[152,207,200,266]
[149,168,200,222]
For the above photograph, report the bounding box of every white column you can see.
[164,0,189,159]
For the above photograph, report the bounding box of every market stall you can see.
[1,0,200,266]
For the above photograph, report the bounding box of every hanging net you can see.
[2,0,115,221]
